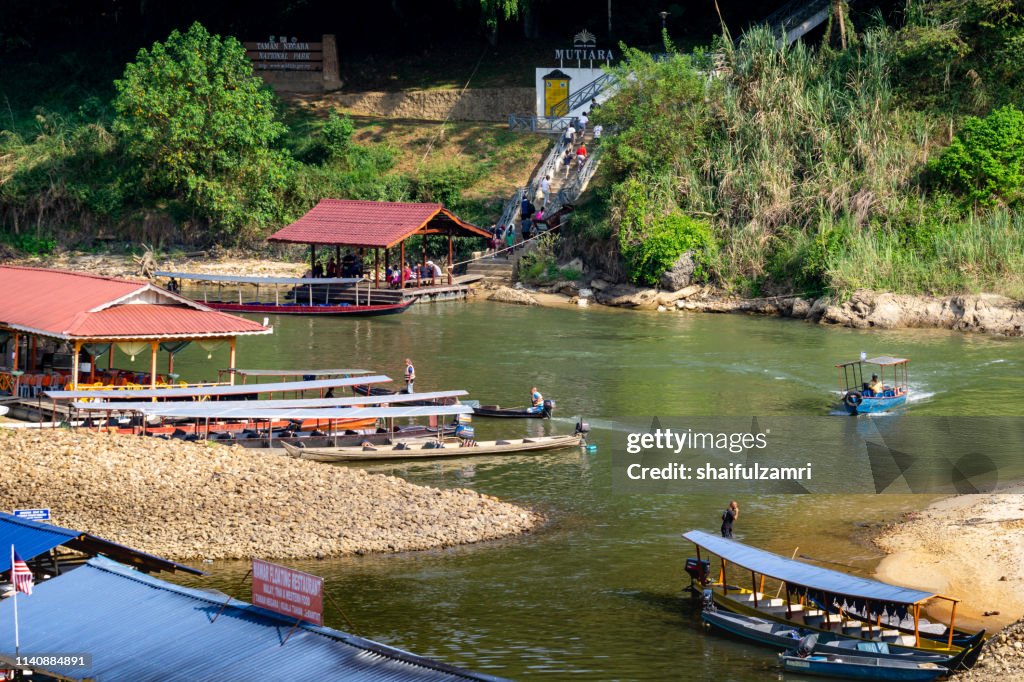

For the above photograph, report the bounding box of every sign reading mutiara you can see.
[251,558,324,625]
[555,30,614,67]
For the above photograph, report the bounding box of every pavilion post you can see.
[447,234,453,285]
[11,332,18,371]
[30,336,36,371]
[149,341,158,390]
[229,338,237,385]
[335,245,341,274]
[421,236,427,284]
[310,244,317,276]
[374,248,379,288]
[400,241,406,288]
[71,340,81,390]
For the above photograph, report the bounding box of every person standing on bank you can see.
[404,358,416,394]
[721,501,739,538]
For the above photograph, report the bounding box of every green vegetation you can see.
[595,1,1024,298]
[0,23,545,251]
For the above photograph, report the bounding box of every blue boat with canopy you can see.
[681,530,982,654]
[836,356,910,415]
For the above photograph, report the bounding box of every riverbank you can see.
[0,429,542,560]
[485,282,1024,337]
[873,491,1024,632]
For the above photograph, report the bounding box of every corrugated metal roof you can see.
[71,390,468,412]
[0,513,79,572]
[683,530,936,604]
[0,266,270,340]
[46,375,391,400]
[155,270,365,285]
[116,404,473,420]
[0,512,201,575]
[69,303,269,338]
[267,199,491,248]
[0,556,506,681]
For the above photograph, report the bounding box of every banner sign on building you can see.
[252,558,324,626]
[13,508,50,522]
[555,30,614,67]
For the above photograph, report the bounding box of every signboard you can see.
[555,30,614,67]
[251,558,324,626]
[245,36,324,72]
[13,508,50,522]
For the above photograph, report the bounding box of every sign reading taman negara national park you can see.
[245,35,323,71]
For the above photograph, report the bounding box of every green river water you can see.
[167,299,1024,680]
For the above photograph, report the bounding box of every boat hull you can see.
[203,299,414,316]
[781,655,945,681]
[843,393,908,415]
[282,434,583,461]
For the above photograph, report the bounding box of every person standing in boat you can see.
[404,358,416,394]
[528,387,544,414]
[721,501,739,538]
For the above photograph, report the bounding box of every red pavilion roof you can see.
[267,199,490,248]
[0,266,269,340]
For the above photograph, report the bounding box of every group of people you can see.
[308,250,365,279]
[386,261,444,289]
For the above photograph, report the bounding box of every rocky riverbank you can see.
[0,429,542,560]
[488,277,1024,337]
[955,618,1024,680]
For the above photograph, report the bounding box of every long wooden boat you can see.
[472,400,554,419]
[780,650,947,681]
[155,271,413,317]
[836,356,910,415]
[683,530,977,654]
[207,298,413,316]
[700,603,978,669]
[282,433,583,461]
[351,384,460,406]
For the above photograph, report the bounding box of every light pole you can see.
[659,11,669,30]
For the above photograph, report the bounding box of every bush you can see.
[112,22,292,237]
[621,211,716,286]
[929,104,1024,206]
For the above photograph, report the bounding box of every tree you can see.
[112,22,292,237]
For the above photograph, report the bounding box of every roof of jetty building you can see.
[0,512,201,575]
[0,556,507,682]
[267,199,491,249]
[0,266,270,340]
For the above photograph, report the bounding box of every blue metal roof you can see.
[682,530,937,604]
[0,512,201,575]
[0,556,506,681]
[0,514,78,572]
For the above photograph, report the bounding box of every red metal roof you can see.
[267,199,491,248]
[0,266,269,340]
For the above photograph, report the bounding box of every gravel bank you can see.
[0,429,542,560]
[955,618,1024,680]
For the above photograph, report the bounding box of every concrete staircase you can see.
[464,254,516,286]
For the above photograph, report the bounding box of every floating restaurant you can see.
[0,265,271,399]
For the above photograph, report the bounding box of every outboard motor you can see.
[795,634,819,658]
[701,588,715,612]
[575,420,590,435]
[684,558,710,587]
[542,399,555,418]
[455,424,475,439]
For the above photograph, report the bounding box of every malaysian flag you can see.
[11,551,33,596]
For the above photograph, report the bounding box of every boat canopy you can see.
[225,368,372,377]
[836,356,909,368]
[44,375,391,401]
[70,390,469,412]
[104,404,473,420]
[154,270,364,286]
[683,530,943,605]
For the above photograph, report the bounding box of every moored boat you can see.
[472,400,554,419]
[281,433,584,461]
[351,384,461,406]
[780,645,947,681]
[700,598,978,669]
[836,356,910,415]
[682,530,978,654]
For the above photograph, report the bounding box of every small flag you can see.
[11,551,33,596]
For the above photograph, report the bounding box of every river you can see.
[169,300,1023,680]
